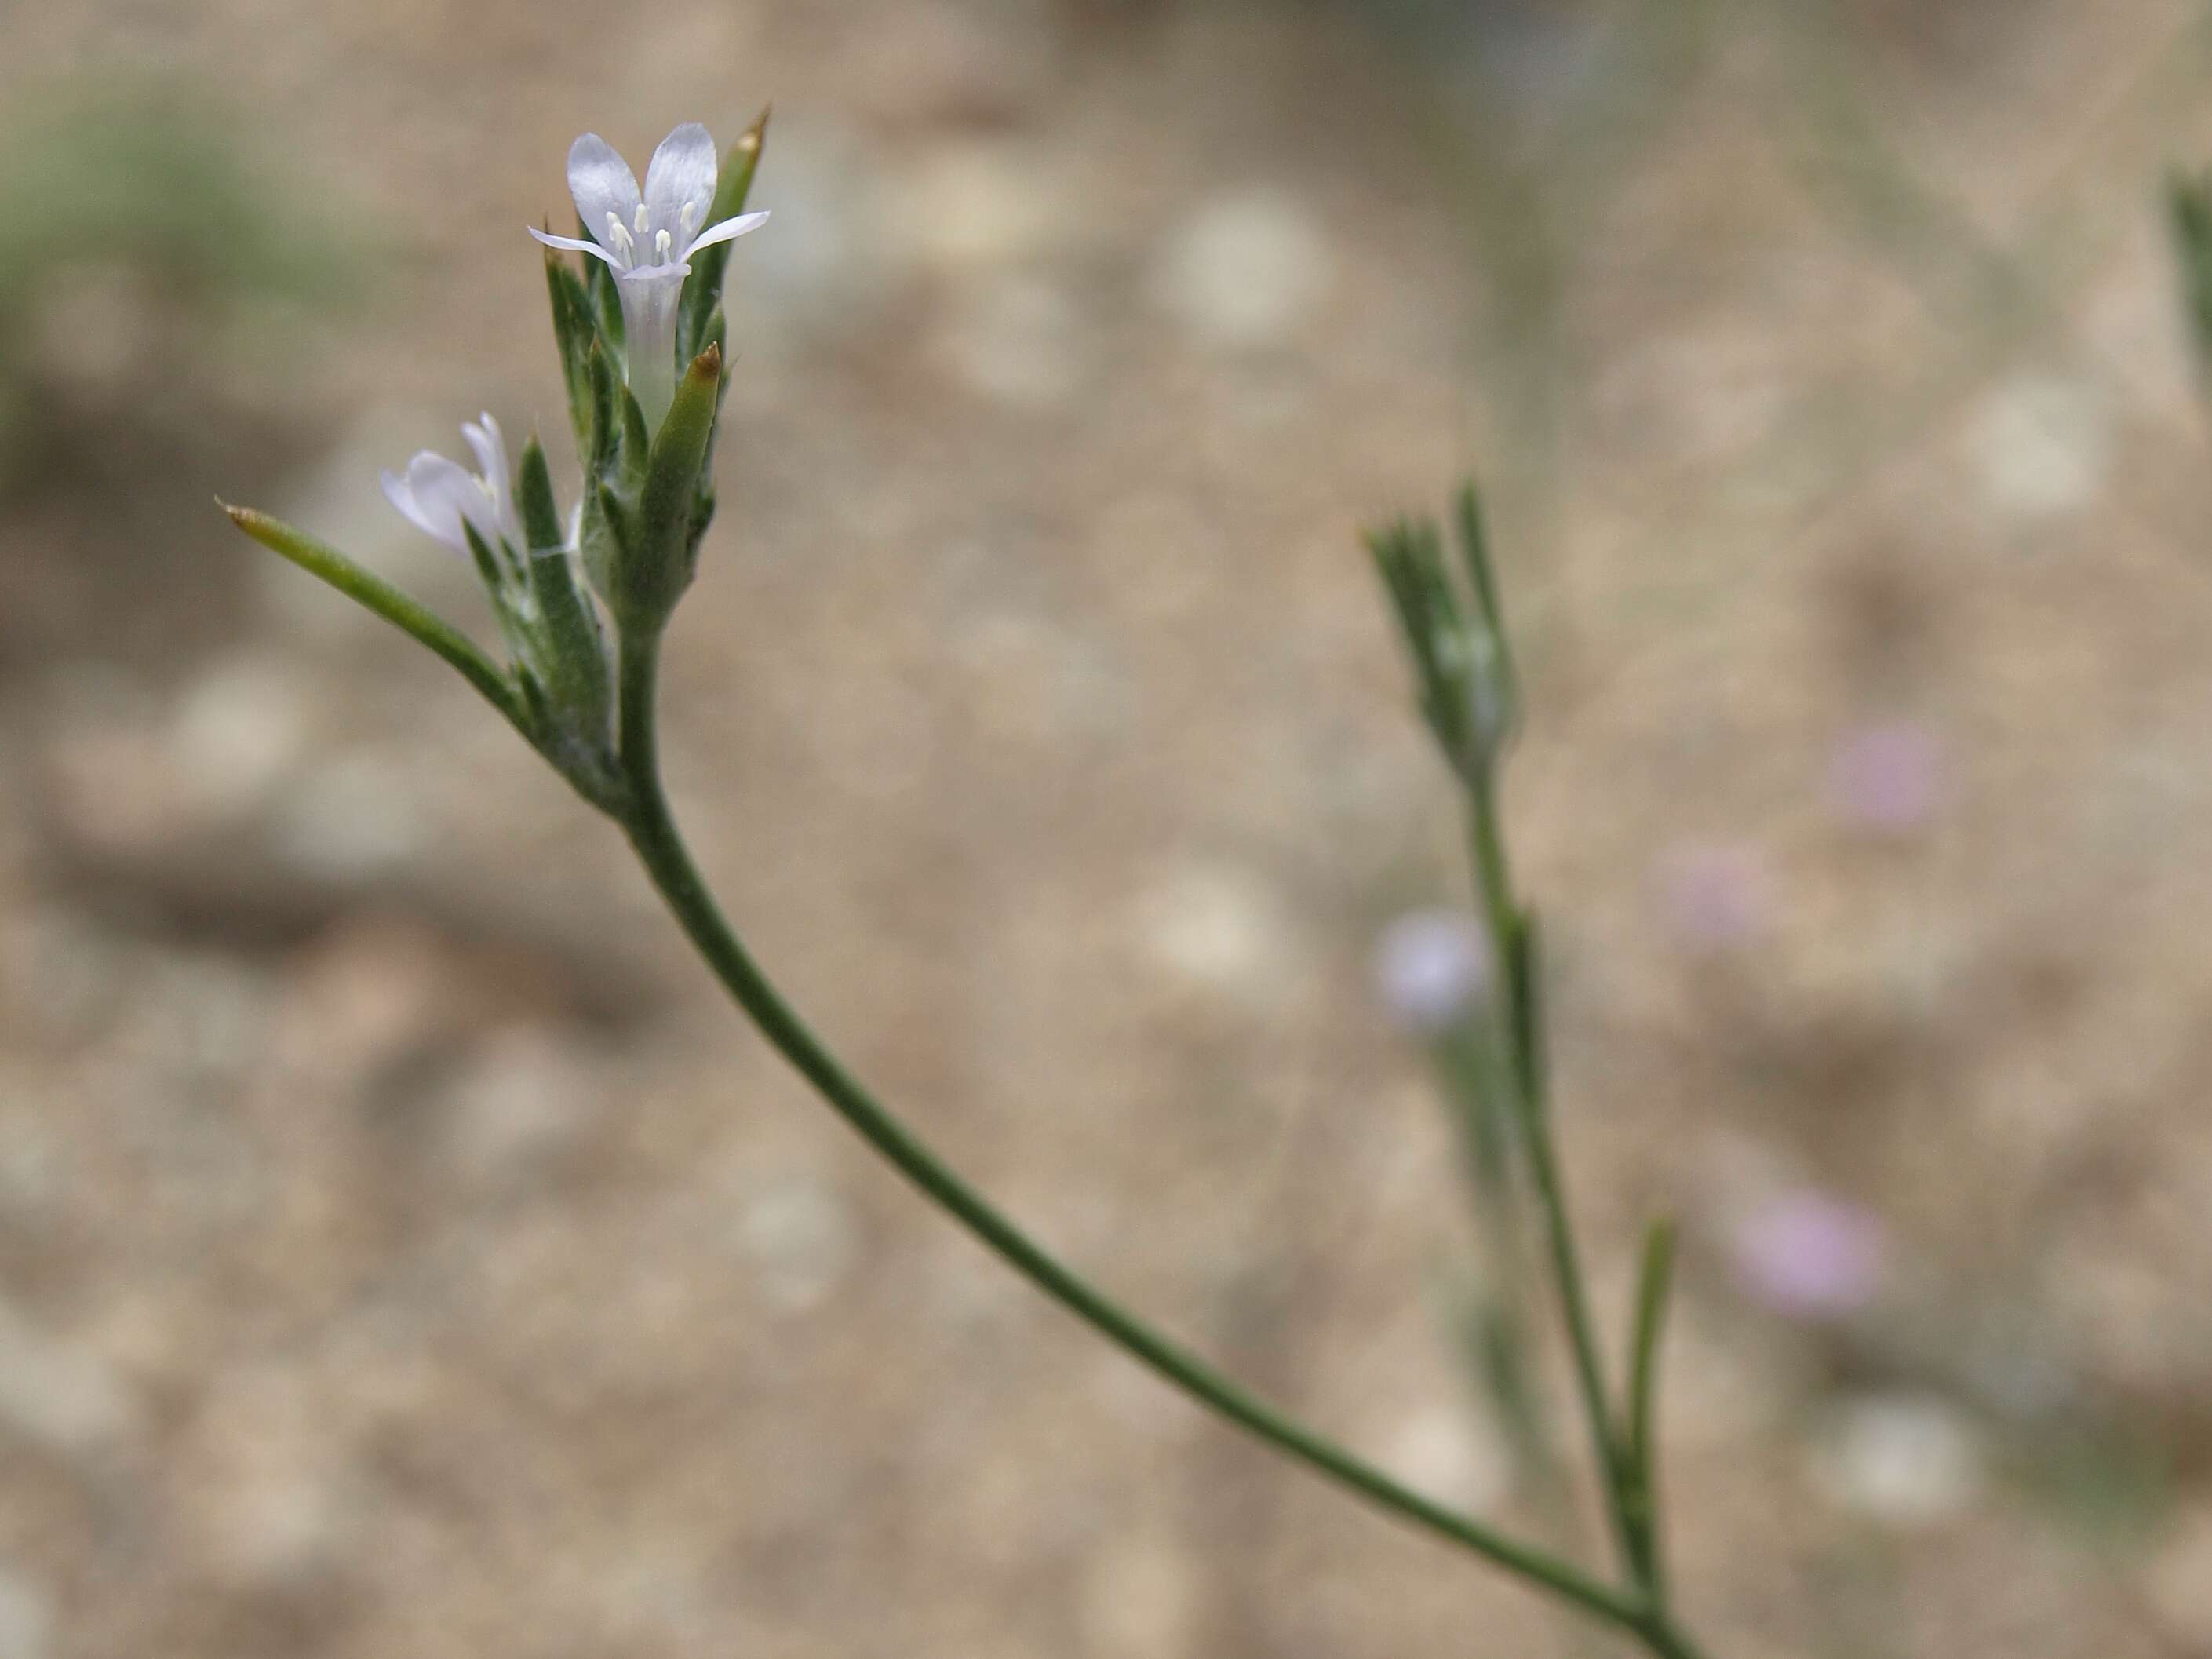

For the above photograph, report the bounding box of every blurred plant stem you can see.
[610,623,1713,1654]
[1368,488,1711,1656]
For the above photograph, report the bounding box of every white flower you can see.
[1372,910,1492,1035]
[529,123,768,432]
[381,414,520,559]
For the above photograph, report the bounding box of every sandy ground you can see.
[10,1,2212,1654]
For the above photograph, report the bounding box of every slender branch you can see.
[1623,1218,1679,1603]
[1463,789,1642,1582]
[609,628,1653,1634]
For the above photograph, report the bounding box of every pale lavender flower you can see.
[1656,840,1769,953]
[1829,720,1941,835]
[530,124,769,433]
[1730,1188,1886,1320]
[1373,910,1492,1035]
[380,414,520,559]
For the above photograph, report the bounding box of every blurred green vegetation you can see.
[0,80,360,466]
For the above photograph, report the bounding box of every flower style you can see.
[381,414,522,558]
[529,124,768,433]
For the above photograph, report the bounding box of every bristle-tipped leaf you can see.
[681,107,767,358]
[545,251,599,452]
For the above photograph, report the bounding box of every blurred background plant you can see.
[0,78,360,676]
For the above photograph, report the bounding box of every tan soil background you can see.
[8,1,2212,1654]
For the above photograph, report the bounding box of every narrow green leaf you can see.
[617,343,723,628]
[544,250,598,451]
[681,106,767,357]
[221,503,523,728]
[585,340,619,473]
[583,219,624,352]
[517,433,566,553]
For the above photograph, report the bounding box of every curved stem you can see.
[611,629,1651,1634]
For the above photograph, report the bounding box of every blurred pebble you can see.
[2142,1507,2212,1645]
[39,710,178,859]
[1970,372,2110,520]
[1376,1402,1512,1515]
[1133,860,1299,1002]
[938,273,1088,407]
[1828,720,1942,836]
[269,917,458,1085]
[2,908,129,1045]
[1079,1533,1201,1659]
[738,1176,863,1314]
[1728,1188,1886,1320]
[1151,188,1335,352]
[0,1566,51,1659]
[273,751,426,876]
[1371,909,1490,1034]
[442,1024,600,1186]
[125,953,269,1085]
[169,652,314,816]
[741,119,911,344]
[1810,1391,1983,1526]
[0,1077,59,1216]
[850,0,1052,128]
[178,1365,351,1588]
[905,141,1066,270]
[1656,840,1769,953]
[27,263,153,398]
[0,1298,140,1457]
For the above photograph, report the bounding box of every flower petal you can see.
[403,450,487,553]
[529,225,620,268]
[566,132,642,255]
[381,467,442,544]
[643,122,718,238]
[460,414,518,541]
[682,209,769,257]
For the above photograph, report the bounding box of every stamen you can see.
[633,203,650,235]
[680,201,699,235]
[604,211,633,255]
[655,229,672,261]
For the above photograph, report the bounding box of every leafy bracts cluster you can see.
[227,113,770,815]
[1368,484,1520,791]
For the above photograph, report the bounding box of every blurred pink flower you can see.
[1829,720,1942,835]
[1657,841,1769,953]
[1372,910,1491,1035]
[1730,1189,1886,1320]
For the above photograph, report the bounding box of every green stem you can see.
[1463,787,1642,1584]
[610,629,1650,1634]
[1623,1220,1679,1606]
